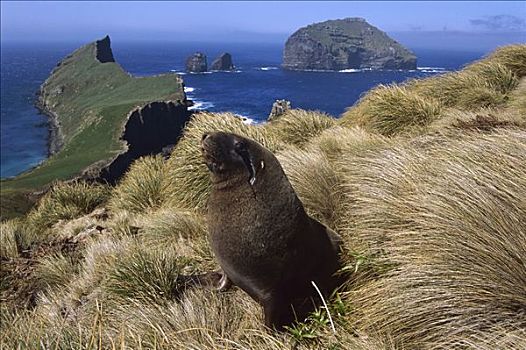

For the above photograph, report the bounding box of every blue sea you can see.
[1,41,486,178]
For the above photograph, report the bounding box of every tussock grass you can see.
[341,85,443,136]
[33,253,79,292]
[0,219,31,259]
[485,44,526,77]
[109,155,169,213]
[341,45,526,135]
[307,126,389,162]
[506,76,526,116]
[138,208,213,269]
[165,112,282,210]
[429,107,525,132]
[265,109,336,147]
[339,129,526,347]
[103,247,191,304]
[411,61,519,109]
[26,181,109,231]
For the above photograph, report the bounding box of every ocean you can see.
[0,41,486,178]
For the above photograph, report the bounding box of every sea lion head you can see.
[201,132,267,186]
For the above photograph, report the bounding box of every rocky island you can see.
[186,52,208,73]
[1,36,191,218]
[211,53,235,71]
[282,17,417,71]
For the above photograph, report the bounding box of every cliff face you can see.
[96,101,190,184]
[283,18,417,71]
[95,35,116,63]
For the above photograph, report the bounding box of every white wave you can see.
[184,87,195,93]
[259,66,279,71]
[339,68,361,73]
[233,114,257,125]
[417,67,448,73]
[170,69,187,75]
[188,101,215,111]
[210,69,242,73]
[418,66,446,70]
[189,71,213,75]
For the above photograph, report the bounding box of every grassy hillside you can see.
[1,45,525,349]
[1,36,186,219]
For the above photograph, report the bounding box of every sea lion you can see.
[201,131,342,329]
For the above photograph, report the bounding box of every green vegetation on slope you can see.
[1,45,525,349]
[1,36,185,219]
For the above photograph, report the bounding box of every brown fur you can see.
[201,131,342,329]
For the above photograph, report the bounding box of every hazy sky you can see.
[1,1,525,45]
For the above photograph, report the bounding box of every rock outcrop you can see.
[211,53,235,71]
[95,35,115,63]
[283,18,417,71]
[186,52,208,73]
[268,100,291,121]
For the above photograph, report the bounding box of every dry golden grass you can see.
[109,154,170,213]
[506,76,526,116]
[339,129,526,348]
[0,219,26,259]
[26,181,109,231]
[341,85,443,136]
[264,109,336,147]
[341,45,526,136]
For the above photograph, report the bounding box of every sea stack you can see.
[283,18,417,71]
[186,52,208,73]
[211,53,235,71]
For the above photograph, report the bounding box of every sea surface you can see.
[1,41,486,178]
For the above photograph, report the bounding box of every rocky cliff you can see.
[95,101,190,183]
[95,35,115,63]
[282,18,417,71]
[186,52,208,72]
[211,53,235,71]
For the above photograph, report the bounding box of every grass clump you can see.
[109,155,169,213]
[342,85,443,136]
[485,44,526,77]
[307,126,389,162]
[26,181,109,231]
[165,112,282,210]
[0,219,33,259]
[104,247,191,304]
[339,129,526,347]
[265,109,336,147]
[33,253,79,293]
